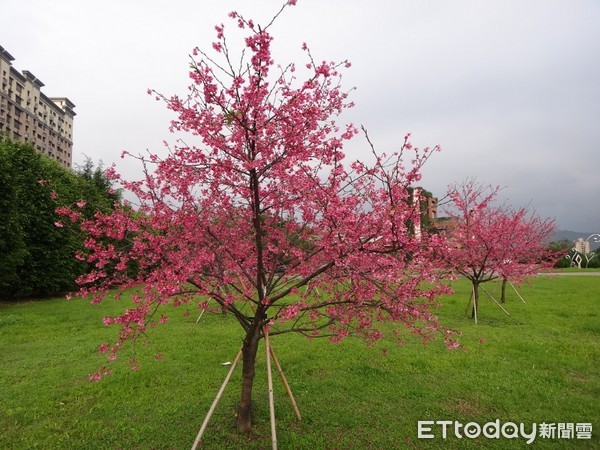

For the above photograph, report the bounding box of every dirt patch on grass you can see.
[441,397,487,416]
[567,371,591,385]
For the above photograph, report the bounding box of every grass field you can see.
[1,274,598,449]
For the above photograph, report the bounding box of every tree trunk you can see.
[237,324,262,433]
[471,283,480,319]
[501,278,507,303]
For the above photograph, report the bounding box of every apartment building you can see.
[574,238,590,255]
[0,45,75,169]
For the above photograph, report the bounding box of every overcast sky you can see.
[2,0,599,232]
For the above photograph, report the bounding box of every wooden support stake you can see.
[191,348,242,450]
[269,345,302,422]
[306,280,320,296]
[264,328,278,450]
[464,288,474,318]
[472,285,478,325]
[508,280,527,304]
[480,285,510,316]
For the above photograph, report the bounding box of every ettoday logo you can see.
[417,420,593,444]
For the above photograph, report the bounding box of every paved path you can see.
[538,272,600,276]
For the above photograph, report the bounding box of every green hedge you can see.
[0,138,117,298]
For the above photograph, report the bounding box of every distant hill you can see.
[552,230,600,250]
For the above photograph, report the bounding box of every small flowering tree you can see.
[445,180,557,319]
[64,1,456,433]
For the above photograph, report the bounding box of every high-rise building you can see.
[0,45,75,169]
[574,238,590,255]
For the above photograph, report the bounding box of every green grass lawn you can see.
[1,275,598,449]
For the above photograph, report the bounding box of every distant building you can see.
[574,238,590,254]
[412,191,439,240]
[426,196,438,222]
[0,45,75,169]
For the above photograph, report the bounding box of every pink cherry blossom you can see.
[444,179,559,319]
[98,343,110,353]
[67,1,454,432]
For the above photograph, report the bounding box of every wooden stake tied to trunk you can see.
[190,326,300,450]
[191,349,242,450]
[264,328,277,450]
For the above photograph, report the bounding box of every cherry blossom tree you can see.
[63,2,456,433]
[444,180,557,319]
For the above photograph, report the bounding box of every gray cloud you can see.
[2,0,598,231]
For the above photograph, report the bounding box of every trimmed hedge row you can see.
[0,138,117,298]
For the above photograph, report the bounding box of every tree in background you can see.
[593,247,600,268]
[494,208,559,302]
[75,156,120,205]
[549,240,575,269]
[63,2,456,433]
[0,138,117,298]
[444,180,557,318]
